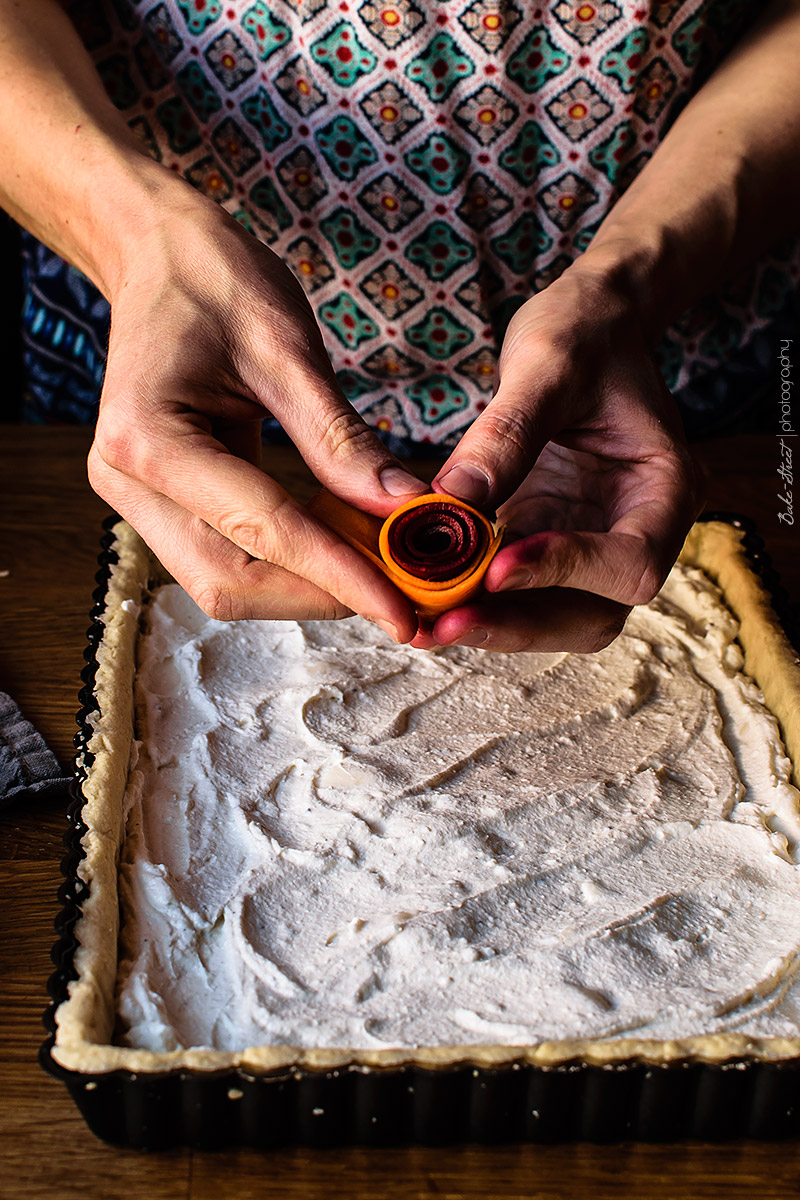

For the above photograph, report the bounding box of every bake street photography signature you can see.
[778,338,794,526]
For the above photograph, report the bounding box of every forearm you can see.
[0,0,197,298]
[581,0,800,340]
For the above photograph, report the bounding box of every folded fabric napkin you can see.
[0,691,71,809]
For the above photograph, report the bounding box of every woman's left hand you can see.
[413,256,705,653]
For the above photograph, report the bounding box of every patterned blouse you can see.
[20,0,800,445]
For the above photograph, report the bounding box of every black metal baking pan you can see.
[40,512,800,1149]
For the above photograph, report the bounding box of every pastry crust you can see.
[680,522,800,792]
[52,520,800,1074]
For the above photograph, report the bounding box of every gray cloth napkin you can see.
[0,690,71,808]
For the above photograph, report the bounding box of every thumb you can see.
[273,370,428,518]
[431,368,561,510]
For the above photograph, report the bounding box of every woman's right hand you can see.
[88,198,426,640]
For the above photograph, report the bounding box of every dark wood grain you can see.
[1,426,798,1199]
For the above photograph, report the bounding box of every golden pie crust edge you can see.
[51,519,800,1074]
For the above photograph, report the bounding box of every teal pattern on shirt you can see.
[22,0,800,443]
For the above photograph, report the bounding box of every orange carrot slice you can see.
[307,490,503,619]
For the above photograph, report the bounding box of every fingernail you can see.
[457,628,488,647]
[379,466,425,497]
[437,463,491,507]
[495,568,532,592]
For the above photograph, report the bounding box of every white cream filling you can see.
[115,564,800,1052]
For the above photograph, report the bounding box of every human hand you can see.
[415,258,705,652]
[87,198,426,640]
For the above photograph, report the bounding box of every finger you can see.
[430,589,631,654]
[88,445,356,622]
[93,419,418,640]
[430,366,564,511]
[485,529,666,607]
[249,360,428,515]
[485,465,703,607]
[410,617,438,651]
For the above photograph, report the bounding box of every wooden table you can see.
[2,426,799,1200]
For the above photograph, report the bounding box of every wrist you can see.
[570,139,750,345]
[71,142,211,302]
[0,0,217,301]
[569,233,677,344]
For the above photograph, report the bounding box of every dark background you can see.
[0,214,23,423]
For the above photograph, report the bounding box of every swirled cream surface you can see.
[116,565,800,1051]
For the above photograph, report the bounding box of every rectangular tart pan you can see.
[40,513,800,1148]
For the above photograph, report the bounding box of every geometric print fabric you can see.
[69,0,798,447]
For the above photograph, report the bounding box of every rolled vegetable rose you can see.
[307,490,503,618]
[383,500,485,581]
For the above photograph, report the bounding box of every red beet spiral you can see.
[385,501,488,582]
